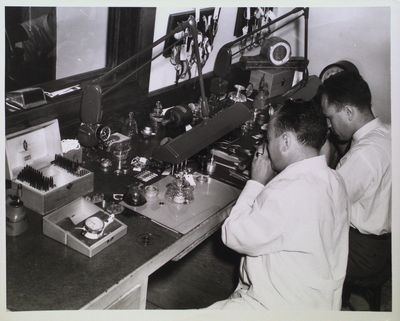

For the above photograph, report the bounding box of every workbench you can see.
[6,131,241,311]
[6,168,236,310]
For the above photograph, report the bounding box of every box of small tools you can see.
[5,119,94,215]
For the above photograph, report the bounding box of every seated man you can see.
[208,99,350,310]
[319,71,391,305]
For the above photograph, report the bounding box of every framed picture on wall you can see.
[162,10,194,58]
[233,7,273,37]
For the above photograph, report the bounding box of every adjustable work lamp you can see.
[78,15,210,147]
[78,14,252,165]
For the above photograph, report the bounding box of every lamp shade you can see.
[152,102,251,164]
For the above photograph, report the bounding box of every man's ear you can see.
[344,105,354,121]
[280,132,290,152]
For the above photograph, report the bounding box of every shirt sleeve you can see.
[221,179,285,256]
[336,148,376,204]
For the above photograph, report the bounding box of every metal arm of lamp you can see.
[78,15,209,148]
[214,7,309,79]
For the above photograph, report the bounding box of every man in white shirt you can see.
[208,100,350,310]
[320,71,391,306]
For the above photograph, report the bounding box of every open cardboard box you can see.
[43,197,127,257]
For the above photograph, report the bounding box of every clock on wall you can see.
[319,60,359,82]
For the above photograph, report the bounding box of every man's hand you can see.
[251,143,276,185]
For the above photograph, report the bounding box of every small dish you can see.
[145,185,159,198]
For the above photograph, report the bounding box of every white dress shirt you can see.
[337,118,391,235]
[221,156,349,310]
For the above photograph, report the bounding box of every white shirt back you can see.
[337,118,391,234]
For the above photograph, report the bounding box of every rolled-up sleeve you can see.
[222,179,285,256]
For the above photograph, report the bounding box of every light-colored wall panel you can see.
[272,7,391,123]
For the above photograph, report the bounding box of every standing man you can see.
[320,71,391,305]
[208,99,350,310]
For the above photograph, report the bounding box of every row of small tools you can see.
[52,154,88,177]
[17,165,55,192]
[17,155,86,191]
[52,154,80,174]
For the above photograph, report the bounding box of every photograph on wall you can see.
[1,2,398,321]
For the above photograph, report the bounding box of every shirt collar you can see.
[284,155,327,174]
[353,118,381,143]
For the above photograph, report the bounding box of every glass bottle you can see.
[124,112,138,137]
[254,75,269,111]
[150,101,164,134]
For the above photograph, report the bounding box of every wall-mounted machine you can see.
[214,7,310,100]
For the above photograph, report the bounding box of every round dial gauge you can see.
[96,125,111,142]
[319,60,359,83]
[261,37,291,66]
[84,216,104,234]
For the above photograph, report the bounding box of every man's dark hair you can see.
[272,99,328,150]
[320,71,372,113]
